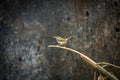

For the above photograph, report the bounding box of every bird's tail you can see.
[66,36,73,40]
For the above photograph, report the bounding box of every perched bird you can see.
[53,36,72,46]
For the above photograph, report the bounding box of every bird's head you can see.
[53,36,61,39]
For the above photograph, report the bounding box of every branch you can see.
[48,45,97,68]
[98,62,120,69]
[48,45,119,80]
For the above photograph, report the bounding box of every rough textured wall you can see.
[0,0,120,80]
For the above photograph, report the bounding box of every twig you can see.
[98,62,120,69]
[94,71,97,80]
[48,45,119,80]
[48,45,97,68]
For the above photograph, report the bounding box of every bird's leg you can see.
[63,43,67,47]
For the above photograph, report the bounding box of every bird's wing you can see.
[58,37,66,41]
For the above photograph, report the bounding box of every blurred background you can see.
[0,0,120,80]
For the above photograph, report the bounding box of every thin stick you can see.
[94,71,97,80]
[98,62,120,69]
[48,45,97,68]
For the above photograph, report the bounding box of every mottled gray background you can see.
[0,0,120,80]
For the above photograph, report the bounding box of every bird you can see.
[53,36,72,46]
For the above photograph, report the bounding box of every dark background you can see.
[0,0,120,80]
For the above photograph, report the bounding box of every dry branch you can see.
[48,45,119,80]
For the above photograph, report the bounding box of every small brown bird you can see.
[53,36,72,46]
